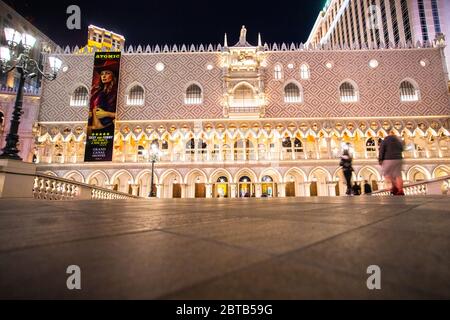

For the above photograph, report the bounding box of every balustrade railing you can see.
[372,175,450,196]
[32,174,140,200]
[39,149,449,165]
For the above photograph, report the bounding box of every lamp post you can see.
[148,143,161,198]
[0,28,62,160]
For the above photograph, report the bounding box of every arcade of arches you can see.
[34,119,450,198]
[46,164,450,198]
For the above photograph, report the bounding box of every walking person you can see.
[352,182,361,196]
[340,146,354,196]
[363,180,373,195]
[379,130,405,196]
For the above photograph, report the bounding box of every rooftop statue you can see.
[239,25,247,44]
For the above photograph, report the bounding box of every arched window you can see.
[233,84,255,107]
[274,64,283,80]
[284,83,302,103]
[185,84,203,105]
[300,64,310,79]
[217,176,228,183]
[366,138,377,152]
[339,81,358,102]
[0,111,4,127]
[70,86,89,107]
[400,80,419,102]
[126,85,145,106]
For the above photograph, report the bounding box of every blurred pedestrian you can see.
[339,145,354,195]
[379,130,405,196]
[363,180,372,195]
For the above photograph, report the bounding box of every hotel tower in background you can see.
[307,0,450,80]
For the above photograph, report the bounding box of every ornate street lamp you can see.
[147,143,161,197]
[0,27,62,160]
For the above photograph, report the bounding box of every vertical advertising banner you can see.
[84,52,121,162]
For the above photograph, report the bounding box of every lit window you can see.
[126,85,145,106]
[185,84,202,105]
[70,86,89,107]
[274,64,282,80]
[340,82,358,103]
[300,64,310,79]
[400,81,419,102]
[284,83,302,103]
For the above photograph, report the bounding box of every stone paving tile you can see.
[273,226,450,298]
[0,230,270,299]
[165,257,428,300]
[0,196,448,299]
[164,218,356,255]
[371,208,450,238]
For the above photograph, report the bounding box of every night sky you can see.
[4,0,324,47]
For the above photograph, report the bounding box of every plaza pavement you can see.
[0,196,449,299]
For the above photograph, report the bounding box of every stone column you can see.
[291,137,296,160]
[434,136,442,158]
[254,183,262,198]
[230,183,237,198]
[180,183,187,198]
[156,184,163,198]
[278,182,286,198]
[131,184,139,196]
[315,138,320,159]
[326,137,332,159]
[377,180,385,191]
[327,183,336,197]
[219,142,224,161]
[206,183,213,198]
[194,139,199,162]
[303,182,311,197]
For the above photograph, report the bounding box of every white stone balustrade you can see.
[372,176,450,196]
[32,174,140,200]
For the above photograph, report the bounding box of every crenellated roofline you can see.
[45,38,445,56]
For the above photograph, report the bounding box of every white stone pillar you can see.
[327,183,336,197]
[326,137,332,159]
[105,184,115,190]
[131,184,139,196]
[180,183,187,198]
[206,183,213,198]
[303,182,311,197]
[230,183,237,198]
[254,183,262,198]
[291,137,296,160]
[278,182,286,198]
[156,184,163,198]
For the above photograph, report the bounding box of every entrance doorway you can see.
[173,184,182,198]
[261,175,276,197]
[310,182,318,197]
[195,183,206,198]
[239,176,253,198]
[286,182,295,197]
[215,176,229,198]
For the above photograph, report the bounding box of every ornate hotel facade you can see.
[32,28,450,198]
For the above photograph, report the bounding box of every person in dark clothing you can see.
[363,180,372,195]
[379,130,405,196]
[352,182,361,196]
[340,147,354,195]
